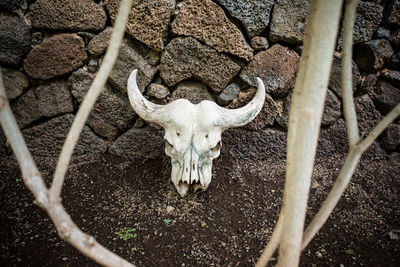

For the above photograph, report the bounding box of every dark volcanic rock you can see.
[69,69,137,140]
[0,12,31,66]
[329,53,361,98]
[214,0,274,38]
[389,29,400,49]
[171,0,253,61]
[269,0,310,44]
[171,81,214,104]
[250,36,269,51]
[222,128,287,160]
[23,114,107,156]
[381,69,400,87]
[147,83,170,100]
[217,83,240,106]
[244,93,278,131]
[87,27,113,57]
[23,34,87,80]
[387,52,400,70]
[105,0,175,52]
[159,37,241,93]
[354,39,394,73]
[386,0,400,26]
[355,95,382,136]
[12,80,74,128]
[379,124,400,152]
[109,38,157,94]
[371,81,400,115]
[352,1,383,44]
[1,68,29,100]
[109,127,164,159]
[359,74,378,95]
[276,89,341,129]
[29,0,107,31]
[0,0,26,11]
[240,44,300,98]
[318,118,386,159]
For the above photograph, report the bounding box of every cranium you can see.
[127,69,265,196]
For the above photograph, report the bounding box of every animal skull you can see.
[127,69,265,197]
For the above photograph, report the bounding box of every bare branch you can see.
[301,0,399,250]
[0,69,135,266]
[256,212,284,267]
[358,103,400,153]
[342,0,360,146]
[50,0,134,200]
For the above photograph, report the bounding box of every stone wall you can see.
[0,0,399,159]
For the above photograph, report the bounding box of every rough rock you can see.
[250,36,269,51]
[217,83,240,106]
[171,0,253,61]
[371,81,400,115]
[322,90,342,126]
[87,27,113,57]
[329,53,361,97]
[227,88,257,109]
[351,1,383,44]
[105,0,175,52]
[29,0,107,31]
[109,38,158,93]
[379,124,400,151]
[354,39,394,72]
[386,0,400,26]
[23,34,87,80]
[171,81,214,104]
[355,95,382,136]
[388,52,400,70]
[240,44,300,98]
[147,83,170,100]
[1,68,29,100]
[23,114,107,156]
[375,27,391,39]
[381,69,400,87]
[69,69,137,140]
[390,29,400,49]
[244,93,278,131]
[12,80,74,128]
[159,37,241,92]
[276,89,341,129]
[318,118,386,159]
[109,127,164,159]
[359,74,378,95]
[222,128,287,161]
[0,12,31,66]
[0,0,26,11]
[269,0,310,44]
[214,0,274,38]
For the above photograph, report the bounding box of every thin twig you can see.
[301,0,399,250]
[0,69,135,266]
[277,1,344,266]
[342,0,360,146]
[50,0,134,200]
[255,212,284,267]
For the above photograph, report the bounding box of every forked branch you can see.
[0,0,136,265]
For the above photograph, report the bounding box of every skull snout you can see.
[181,148,200,185]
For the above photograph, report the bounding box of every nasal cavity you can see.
[192,162,196,171]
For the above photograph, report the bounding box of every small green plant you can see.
[117,227,137,240]
[164,219,172,225]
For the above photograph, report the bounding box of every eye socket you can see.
[211,141,222,154]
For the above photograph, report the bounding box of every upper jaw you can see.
[171,161,211,197]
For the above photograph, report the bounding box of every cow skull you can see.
[127,70,265,197]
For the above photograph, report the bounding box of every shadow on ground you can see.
[0,152,399,266]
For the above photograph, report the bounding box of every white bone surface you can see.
[127,69,265,196]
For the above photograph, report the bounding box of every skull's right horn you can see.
[127,69,168,126]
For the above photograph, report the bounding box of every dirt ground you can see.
[0,151,399,267]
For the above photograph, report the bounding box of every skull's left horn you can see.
[127,69,167,126]
[217,77,265,129]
